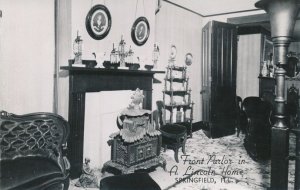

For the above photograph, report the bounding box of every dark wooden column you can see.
[61,66,164,178]
[68,92,86,178]
[270,38,291,190]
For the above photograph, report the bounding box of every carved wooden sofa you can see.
[0,111,70,190]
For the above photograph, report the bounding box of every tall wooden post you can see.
[255,0,300,189]
[271,37,291,190]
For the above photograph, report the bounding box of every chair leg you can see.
[182,134,187,154]
[174,148,179,163]
[237,128,240,137]
[63,178,70,190]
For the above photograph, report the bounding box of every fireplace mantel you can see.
[60,66,164,178]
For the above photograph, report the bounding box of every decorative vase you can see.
[261,61,268,77]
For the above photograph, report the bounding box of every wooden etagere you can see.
[163,65,194,137]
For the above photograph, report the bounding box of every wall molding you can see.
[163,0,261,18]
[163,0,204,17]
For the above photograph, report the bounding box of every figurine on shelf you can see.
[261,61,268,77]
[152,42,160,68]
[268,53,274,78]
[118,35,127,68]
[73,31,83,65]
[168,45,177,66]
[145,43,160,71]
[176,108,183,123]
[94,52,106,67]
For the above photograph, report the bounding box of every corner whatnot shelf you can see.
[163,65,194,137]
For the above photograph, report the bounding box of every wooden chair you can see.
[235,96,244,137]
[160,124,187,163]
[0,111,70,190]
[241,97,272,161]
[153,101,187,163]
[287,84,299,129]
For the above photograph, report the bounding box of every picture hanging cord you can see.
[134,0,146,19]
[91,0,106,7]
[143,0,145,16]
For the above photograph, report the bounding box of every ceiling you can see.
[167,0,300,41]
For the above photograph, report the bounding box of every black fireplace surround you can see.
[60,66,164,178]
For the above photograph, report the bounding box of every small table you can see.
[159,124,187,163]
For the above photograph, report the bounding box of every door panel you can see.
[201,21,237,138]
[201,21,211,122]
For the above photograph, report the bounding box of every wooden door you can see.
[201,21,237,138]
[201,22,212,122]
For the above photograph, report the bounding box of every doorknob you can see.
[200,90,206,94]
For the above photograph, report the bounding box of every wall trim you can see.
[204,9,259,17]
[163,0,260,18]
[163,0,204,17]
[54,0,59,114]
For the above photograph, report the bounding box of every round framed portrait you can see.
[131,17,150,46]
[85,5,111,40]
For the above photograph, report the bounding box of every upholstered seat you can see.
[235,96,244,137]
[100,172,161,190]
[0,111,70,190]
[1,157,63,189]
[286,85,299,129]
[160,124,187,163]
[241,97,272,160]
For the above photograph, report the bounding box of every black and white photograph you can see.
[1,0,300,190]
[86,4,111,40]
[131,17,150,46]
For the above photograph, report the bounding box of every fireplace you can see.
[61,65,164,178]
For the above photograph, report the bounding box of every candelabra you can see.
[73,31,83,65]
[118,36,127,67]
[152,43,160,68]
[109,36,135,69]
[110,43,118,64]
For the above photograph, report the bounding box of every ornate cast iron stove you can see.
[102,89,166,174]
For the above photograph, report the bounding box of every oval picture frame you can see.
[131,17,150,46]
[86,5,111,40]
[185,53,193,66]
